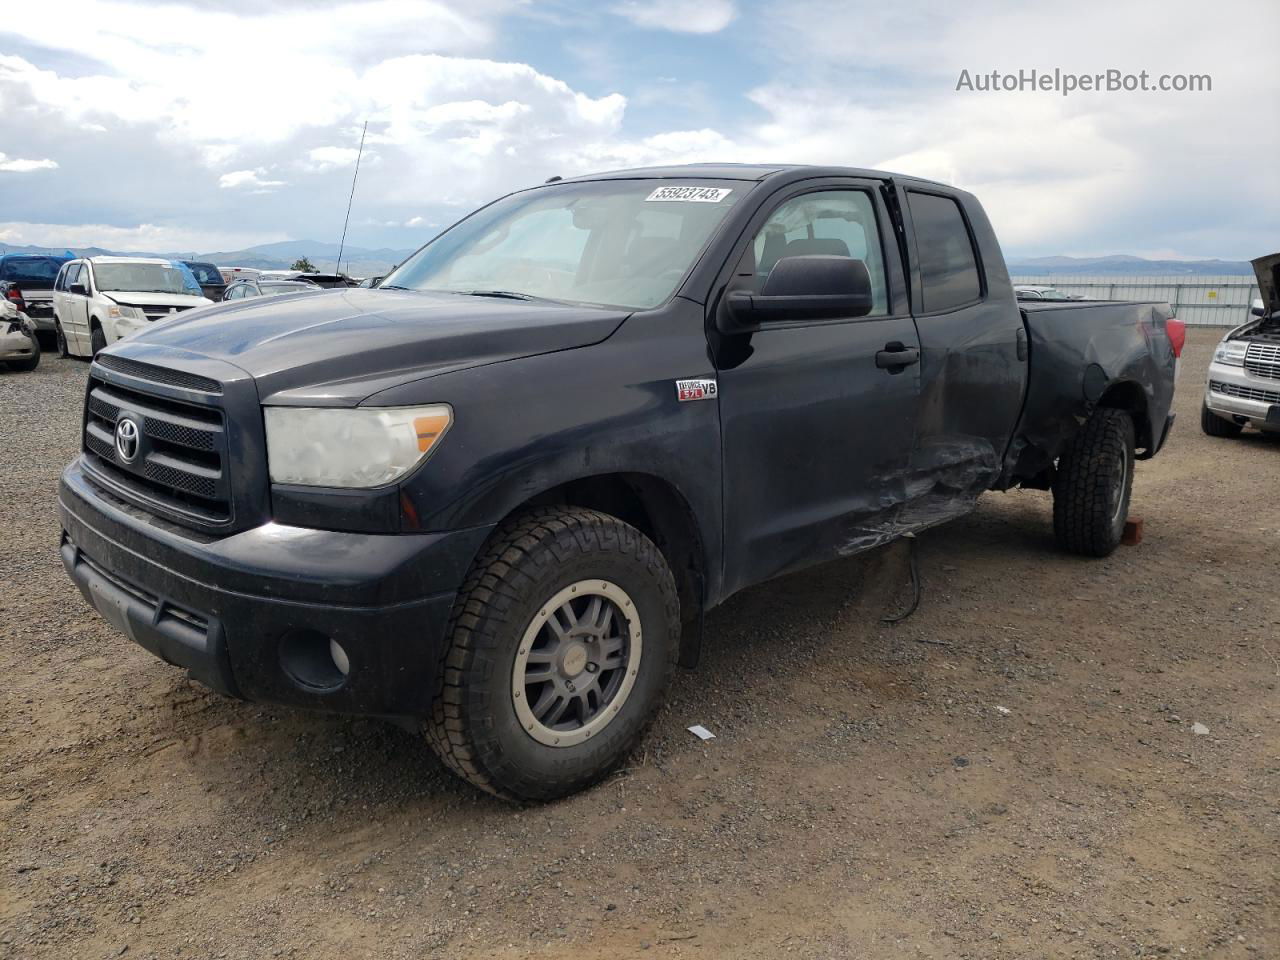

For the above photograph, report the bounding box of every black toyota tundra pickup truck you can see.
[58,164,1181,801]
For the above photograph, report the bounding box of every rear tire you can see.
[55,321,70,358]
[425,507,680,802]
[1052,408,1135,557]
[1200,401,1243,438]
[90,323,106,357]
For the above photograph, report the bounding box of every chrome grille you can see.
[1244,341,1280,381]
[83,373,230,522]
[1210,380,1280,404]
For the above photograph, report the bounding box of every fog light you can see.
[278,630,347,691]
[329,639,350,676]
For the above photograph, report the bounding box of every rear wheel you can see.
[425,507,680,802]
[90,323,106,357]
[1053,408,1135,557]
[1200,401,1244,438]
[55,321,70,358]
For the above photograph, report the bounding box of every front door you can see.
[712,181,922,597]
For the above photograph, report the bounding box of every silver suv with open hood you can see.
[1202,253,1280,437]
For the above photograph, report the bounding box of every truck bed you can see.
[1002,299,1178,486]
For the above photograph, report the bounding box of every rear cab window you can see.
[907,191,983,313]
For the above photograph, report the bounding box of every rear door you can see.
[713,178,921,596]
[895,184,1027,524]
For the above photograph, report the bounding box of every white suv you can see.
[1202,253,1280,437]
[52,257,212,357]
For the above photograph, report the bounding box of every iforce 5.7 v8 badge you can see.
[676,378,718,401]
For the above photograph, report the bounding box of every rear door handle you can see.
[875,342,920,370]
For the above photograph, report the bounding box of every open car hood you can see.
[1252,253,1279,318]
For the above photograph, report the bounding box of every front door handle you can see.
[875,342,920,370]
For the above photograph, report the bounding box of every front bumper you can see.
[0,323,37,361]
[1204,360,1280,426]
[58,457,493,718]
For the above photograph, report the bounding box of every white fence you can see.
[1009,275,1260,327]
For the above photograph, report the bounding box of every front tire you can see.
[90,323,107,357]
[55,321,70,358]
[425,507,680,802]
[1053,408,1135,557]
[1200,401,1243,438]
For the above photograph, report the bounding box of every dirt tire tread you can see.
[1052,408,1134,557]
[424,506,679,802]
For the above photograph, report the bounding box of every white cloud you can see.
[218,169,287,190]
[0,221,285,253]
[0,152,57,173]
[0,0,1273,259]
[304,146,363,172]
[611,0,736,33]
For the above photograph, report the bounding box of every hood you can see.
[105,291,212,308]
[1251,253,1278,318]
[124,288,630,403]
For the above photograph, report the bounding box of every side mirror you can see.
[720,256,874,333]
[1251,299,1265,317]
[70,282,88,297]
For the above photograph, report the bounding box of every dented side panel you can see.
[1002,300,1178,484]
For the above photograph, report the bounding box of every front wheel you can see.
[425,507,680,802]
[1200,401,1244,438]
[1052,408,1135,557]
[90,324,107,357]
[55,321,70,358]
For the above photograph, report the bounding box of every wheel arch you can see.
[488,471,708,627]
[1096,379,1153,453]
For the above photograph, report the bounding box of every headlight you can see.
[1212,340,1247,366]
[263,405,453,488]
[107,304,146,321]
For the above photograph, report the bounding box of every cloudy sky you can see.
[1,0,1277,259]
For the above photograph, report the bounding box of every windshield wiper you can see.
[379,284,410,290]
[461,289,537,301]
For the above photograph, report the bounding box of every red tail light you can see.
[1165,317,1186,358]
[5,286,25,311]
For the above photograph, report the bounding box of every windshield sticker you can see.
[646,186,733,203]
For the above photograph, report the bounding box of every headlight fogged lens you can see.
[1213,340,1247,366]
[264,405,452,488]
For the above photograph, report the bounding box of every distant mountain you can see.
[0,239,421,277]
[1007,254,1254,276]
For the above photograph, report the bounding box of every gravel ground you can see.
[1,328,1276,959]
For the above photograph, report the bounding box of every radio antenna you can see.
[335,120,368,277]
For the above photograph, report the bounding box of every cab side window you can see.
[65,264,82,292]
[738,190,889,316]
[907,192,983,312]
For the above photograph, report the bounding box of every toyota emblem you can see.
[115,417,140,463]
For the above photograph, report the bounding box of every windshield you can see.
[93,262,203,295]
[383,179,745,309]
[183,262,224,285]
[0,257,65,286]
